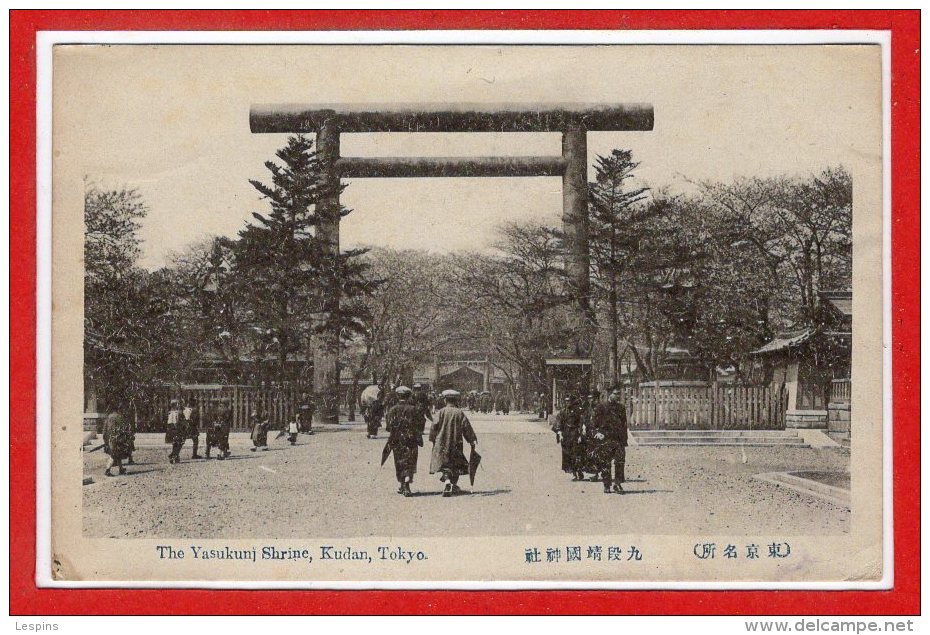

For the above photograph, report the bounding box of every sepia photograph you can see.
[46,41,885,585]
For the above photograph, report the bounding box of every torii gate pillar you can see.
[314,120,341,424]
[562,125,592,323]
[251,103,654,423]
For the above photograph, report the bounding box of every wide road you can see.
[82,412,849,538]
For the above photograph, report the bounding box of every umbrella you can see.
[360,384,382,407]
[468,447,482,486]
[380,440,393,466]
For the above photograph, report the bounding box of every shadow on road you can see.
[408,491,444,498]
[467,489,512,497]
[407,488,512,498]
[618,489,673,495]
[116,468,161,477]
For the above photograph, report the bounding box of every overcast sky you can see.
[54,44,881,269]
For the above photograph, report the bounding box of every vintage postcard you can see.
[46,41,885,586]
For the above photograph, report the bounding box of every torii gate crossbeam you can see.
[250,103,654,423]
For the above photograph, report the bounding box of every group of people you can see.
[362,383,518,441]
[98,385,626,500]
[550,388,629,494]
[98,395,318,476]
[164,398,242,462]
[362,382,433,439]
[465,391,511,415]
[366,385,478,497]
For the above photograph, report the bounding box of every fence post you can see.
[652,386,658,429]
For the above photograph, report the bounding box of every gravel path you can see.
[83,414,850,538]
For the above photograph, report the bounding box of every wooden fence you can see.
[830,378,851,403]
[139,385,300,432]
[620,383,789,430]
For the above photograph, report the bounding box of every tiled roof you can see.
[750,329,813,355]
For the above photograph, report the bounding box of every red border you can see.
[10,10,919,615]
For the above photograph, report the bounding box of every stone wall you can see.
[828,401,851,440]
[785,409,828,429]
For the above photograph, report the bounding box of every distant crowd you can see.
[93,384,628,497]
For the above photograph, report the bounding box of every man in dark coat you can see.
[412,384,433,434]
[580,392,601,480]
[479,392,491,413]
[298,393,316,434]
[606,388,629,493]
[124,406,137,465]
[103,411,134,476]
[586,389,629,493]
[385,386,424,497]
[382,385,398,431]
[429,390,478,496]
[165,399,184,464]
[181,400,203,459]
[551,395,585,480]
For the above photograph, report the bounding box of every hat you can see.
[395,386,412,395]
[441,389,460,398]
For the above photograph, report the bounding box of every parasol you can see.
[468,446,482,486]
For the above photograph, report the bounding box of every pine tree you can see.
[587,150,649,385]
[235,134,376,385]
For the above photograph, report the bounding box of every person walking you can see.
[165,399,184,464]
[382,384,398,431]
[412,383,433,434]
[298,393,316,435]
[205,399,232,460]
[480,391,491,414]
[364,392,384,439]
[551,394,585,480]
[384,386,423,497]
[124,407,137,465]
[102,411,134,477]
[249,408,269,452]
[537,392,549,421]
[286,414,300,445]
[429,390,478,497]
[606,388,629,493]
[583,389,629,493]
[181,399,203,459]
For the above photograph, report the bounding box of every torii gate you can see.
[250,103,654,423]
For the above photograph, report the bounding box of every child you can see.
[287,413,300,445]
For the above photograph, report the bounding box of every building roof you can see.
[820,291,852,317]
[198,351,311,364]
[750,329,813,355]
[545,357,593,366]
[84,332,142,358]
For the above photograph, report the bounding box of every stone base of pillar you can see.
[785,409,829,429]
